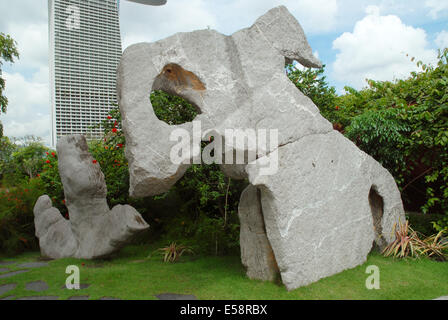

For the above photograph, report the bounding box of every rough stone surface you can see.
[117,5,405,290]
[18,262,49,269]
[0,283,16,295]
[156,293,197,300]
[0,270,30,279]
[239,185,279,281]
[25,281,49,292]
[33,135,149,259]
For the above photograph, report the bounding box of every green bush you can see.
[406,212,445,236]
[342,49,448,219]
[0,178,44,255]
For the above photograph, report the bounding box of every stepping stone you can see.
[99,297,121,300]
[0,268,9,273]
[434,296,448,300]
[0,283,16,295]
[0,270,29,279]
[17,262,49,269]
[0,261,15,266]
[155,293,197,300]
[61,283,90,290]
[68,295,90,300]
[1,296,15,300]
[17,296,58,300]
[26,281,49,292]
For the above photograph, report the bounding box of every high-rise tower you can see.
[48,0,122,146]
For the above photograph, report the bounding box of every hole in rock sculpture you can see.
[369,186,386,251]
[150,63,204,124]
[150,90,199,125]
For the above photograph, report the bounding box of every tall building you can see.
[48,0,122,146]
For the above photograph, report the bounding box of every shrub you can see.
[0,178,44,255]
[383,220,447,261]
[383,220,419,259]
[154,242,194,263]
[342,49,448,216]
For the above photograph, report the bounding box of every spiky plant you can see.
[382,220,419,258]
[156,242,194,263]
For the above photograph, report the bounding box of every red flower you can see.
[92,160,98,164]
[37,174,40,178]
[117,143,123,148]
[107,116,112,120]
[46,152,49,155]
[46,160,51,164]
[114,121,118,126]
[51,152,55,157]
[62,199,66,204]
[112,128,118,133]
[335,106,339,110]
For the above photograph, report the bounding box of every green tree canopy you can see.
[0,32,19,137]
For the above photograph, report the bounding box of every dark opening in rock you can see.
[369,186,386,251]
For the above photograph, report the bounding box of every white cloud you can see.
[0,72,51,145]
[425,0,448,19]
[332,6,438,89]
[5,23,48,71]
[119,0,338,50]
[120,0,217,49]
[435,30,448,49]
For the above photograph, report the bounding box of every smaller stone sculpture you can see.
[33,135,149,259]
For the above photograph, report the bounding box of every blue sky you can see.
[0,0,447,146]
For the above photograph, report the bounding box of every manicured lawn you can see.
[0,244,447,300]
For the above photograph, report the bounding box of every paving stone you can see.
[0,283,16,295]
[25,281,49,292]
[1,295,15,300]
[434,296,448,300]
[155,293,197,300]
[0,270,29,279]
[17,296,59,300]
[0,268,9,273]
[68,295,90,300]
[0,261,15,266]
[99,297,121,300]
[61,283,90,290]
[17,262,49,269]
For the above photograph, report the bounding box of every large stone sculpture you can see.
[33,135,149,259]
[117,5,404,290]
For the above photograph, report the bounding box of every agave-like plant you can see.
[414,231,448,261]
[157,242,194,263]
[382,220,420,258]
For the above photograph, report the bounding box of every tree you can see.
[0,33,19,137]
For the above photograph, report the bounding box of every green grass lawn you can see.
[0,244,447,300]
